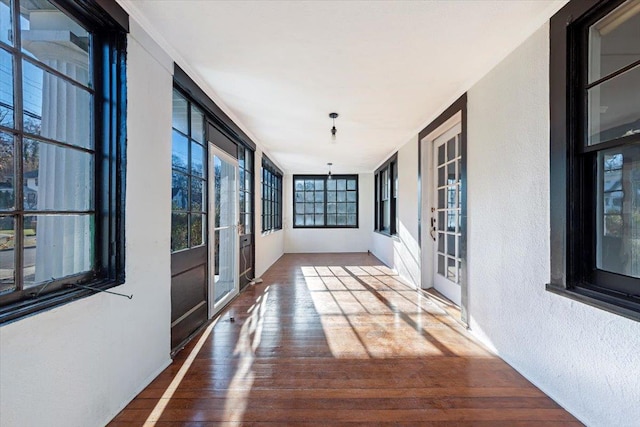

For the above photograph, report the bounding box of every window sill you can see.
[374,230,398,239]
[0,278,125,326]
[546,283,640,323]
[261,228,283,236]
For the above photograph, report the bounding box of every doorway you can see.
[431,123,462,306]
[209,145,240,317]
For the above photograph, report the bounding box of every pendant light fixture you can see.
[327,162,333,180]
[329,112,338,141]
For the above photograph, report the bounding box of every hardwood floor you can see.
[110,253,581,426]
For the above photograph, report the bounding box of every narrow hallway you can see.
[110,253,580,425]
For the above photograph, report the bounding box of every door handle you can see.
[430,216,436,241]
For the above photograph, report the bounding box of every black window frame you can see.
[374,153,398,236]
[548,0,640,321]
[171,87,207,253]
[0,0,128,324]
[293,174,359,229]
[261,155,282,233]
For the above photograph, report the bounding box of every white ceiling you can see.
[120,0,567,174]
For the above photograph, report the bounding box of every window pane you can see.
[304,180,314,191]
[315,179,324,191]
[171,171,189,210]
[347,214,356,225]
[327,214,336,225]
[171,130,188,172]
[0,49,13,127]
[305,202,313,213]
[190,214,204,247]
[347,203,356,214]
[588,65,640,145]
[597,145,640,278]
[314,214,324,225]
[23,214,93,287]
[295,191,303,202]
[20,1,90,85]
[314,191,324,202]
[314,203,323,214]
[172,90,188,135]
[191,141,204,177]
[447,138,455,160]
[305,192,314,202]
[0,131,14,210]
[171,212,188,252]
[295,202,303,214]
[337,192,346,203]
[295,214,304,226]
[588,0,640,83]
[22,60,92,149]
[245,149,252,170]
[0,0,12,46]
[347,191,356,202]
[0,215,14,292]
[191,106,204,143]
[327,202,336,214]
[326,179,336,190]
[191,178,204,212]
[327,191,336,202]
[337,179,346,191]
[24,139,93,211]
[347,179,356,190]
[337,203,346,214]
[337,215,346,225]
[438,144,445,165]
[305,214,314,226]
[295,179,303,191]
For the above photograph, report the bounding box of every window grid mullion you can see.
[12,0,24,290]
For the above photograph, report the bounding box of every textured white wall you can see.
[0,21,174,427]
[254,149,285,277]
[467,22,640,427]
[284,173,373,253]
[371,138,421,287]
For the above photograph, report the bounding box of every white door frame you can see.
[420,111,467,311]
[208,144,240,318]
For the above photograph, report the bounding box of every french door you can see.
[209,145,239,317]
[431,123,462,306]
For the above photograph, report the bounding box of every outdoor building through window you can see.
[549,0,640,319]
[293,175,358,228]
[0,0,127,322]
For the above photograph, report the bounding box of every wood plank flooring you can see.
[110,253,581,426]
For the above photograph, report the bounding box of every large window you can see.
[171,89,206,252]
[0,0,127,322]
[293,175,358,228]
[375,153,397,235]
[549,0,640,319]
[262,156,282,232]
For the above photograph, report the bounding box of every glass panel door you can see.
[209,146,239,317]
[431,123,462,306]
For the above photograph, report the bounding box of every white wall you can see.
[254,148,285,277]
[0,21,174,427]
[466,22,640,427]
[284,173,373,253]
[371,138,421,287]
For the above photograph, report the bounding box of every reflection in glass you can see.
[191,141,204,177]
[191,214,204,247]
[172,90,188,135]
[0,0,12,46]
[171,130,188,171]
[190,106,204,143]
[171,171,188,210]
[0,215,14,292]
[597,145,640,277]
[0,49,13,127]
[589,0,640,83]
[191,178,204,212]
[171,213,187,251]
[588,65,640,145]
[22,59,91,148]
[24,214,93,287]
[0,132,14,210]
[24,139,92,211]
